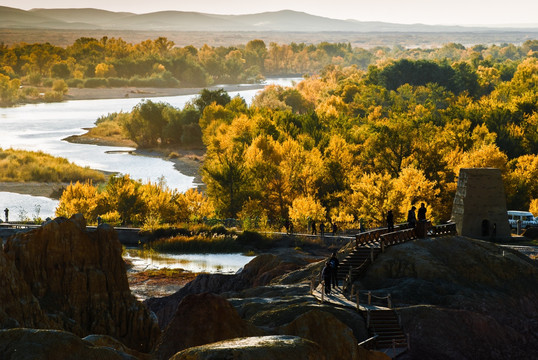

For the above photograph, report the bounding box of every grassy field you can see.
[0,148,105,183]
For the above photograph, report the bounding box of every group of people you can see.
[311,221,338,236]
[386,203,428,231]
[321,252,339,295]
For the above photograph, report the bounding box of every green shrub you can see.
[237,231,268,248]
[210,225,228,235]
[66,78,83,87]
[42,78,53,87]
[43,90,64,102]
[107,77,130,87]
[84,78,108,88]
[148,234,240,253]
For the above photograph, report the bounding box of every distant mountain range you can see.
[1,6,537,32]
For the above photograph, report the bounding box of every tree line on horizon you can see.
[56,49,538,230]
[1,37,538,106]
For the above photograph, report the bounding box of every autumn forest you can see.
[2,37,538,230]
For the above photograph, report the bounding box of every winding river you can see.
[0,78,300,220]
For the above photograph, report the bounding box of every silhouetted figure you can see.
[312,221,317,235]
[4,208,8,223]
[387,210,394,232]
[417,203,427,221]
[321,261,332,295]
[407,206,417,228]
[329,252,339,289]
[332,222,337,235]
[320,222,325,236]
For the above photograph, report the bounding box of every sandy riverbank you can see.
[64,83,266,101]
[0,182,67,199]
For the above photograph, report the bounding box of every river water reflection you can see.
[0,78,300,219]
[124,248,255,274]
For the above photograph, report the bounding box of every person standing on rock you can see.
[329,252,339,289]
[320,222,325,236]
[4,208,8,223]
[321,261,332,295]
[311,221,317,235]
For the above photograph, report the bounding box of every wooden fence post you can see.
[368,291,372,305]
[387,293,392,308]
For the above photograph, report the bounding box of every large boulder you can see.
[155,293,264,360]
[398,305,529,360]
[359,236,538,359]
[146,253,309,329]
[169,335,326,360]
[0,328,132,360]
[227,284,368,342]
[3,215,161,352]
[278,309,361,360]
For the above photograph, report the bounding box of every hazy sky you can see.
[4,0,538,26]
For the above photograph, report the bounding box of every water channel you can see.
[0,78,300,220]
[124,248,255,274]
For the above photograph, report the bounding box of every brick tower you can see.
[451,168,511,240]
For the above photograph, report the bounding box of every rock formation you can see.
[0,247,52,329]
[146,253,309,329]
[3,215,161,353]
[0,328,133,360]
[359,236,538,359]
[278,309,361,360]
[169,335,325,360]
[155,293,264,360]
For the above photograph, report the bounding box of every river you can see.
[0,78,300,220]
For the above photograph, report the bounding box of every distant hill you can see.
[0,6,535,33]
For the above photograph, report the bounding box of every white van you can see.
[507,210,538,229]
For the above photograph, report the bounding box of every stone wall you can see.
[451,168,511,240]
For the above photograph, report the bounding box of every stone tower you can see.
[451,168,511,240]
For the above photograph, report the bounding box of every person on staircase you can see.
[321,261,332,295]
[329,252,340,290]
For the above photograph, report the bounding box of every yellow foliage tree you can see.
[288,195,326,231]
[55,181,101,221]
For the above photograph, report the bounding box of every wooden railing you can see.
[358,335,379,350]
[379,228,417,252]
[352,289,393,309]
[429,222,457,236]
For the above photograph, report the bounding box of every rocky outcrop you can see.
[155,293,264,360]
[3,215,161,353]
[0,328,132,360]
[227,284,368,342]
[169,335,325,360]
[278,309,361,360]
[146,253,309,329]
[359,236,538,359]
[0,248,52,329]
[83,335,154,360]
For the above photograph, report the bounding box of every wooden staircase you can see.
[367,309,408,351]
[337,246,381,281]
